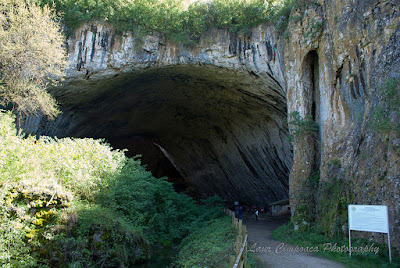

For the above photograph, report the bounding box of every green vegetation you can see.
[273,223,399,267]
[245,252,259,268]
[0,110,231,267]
[37,0,316,43]
[292,170,319,225]
[39,0,267,40]
[318,176,353,238]
[288,111,319,142]
[303,17,322,41]
[0,110,129,267]
[174,216,236,268]
[328,158,341,168]
[0,0,66,120]
[371,76,400,135]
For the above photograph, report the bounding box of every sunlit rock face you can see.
[30,24,292,206]
[285,0,400,252]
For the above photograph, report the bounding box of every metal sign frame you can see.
[348,204,392,263]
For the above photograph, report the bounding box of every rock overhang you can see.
[46,64,292,206]
[32,23,293,206]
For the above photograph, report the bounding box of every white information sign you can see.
[348,204,392,263]
[348,205,389,233]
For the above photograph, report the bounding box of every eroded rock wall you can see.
[286,0,399,252]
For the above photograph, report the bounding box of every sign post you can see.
[348,205,392,263]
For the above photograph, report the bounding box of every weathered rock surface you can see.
[27,0,400,253]
[285,0,399,253]
[30,24,292,206]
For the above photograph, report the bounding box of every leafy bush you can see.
[272,0,293,34]
[0,185,38,268]
[0,111,125,201]
[58,204,149,267]
[0,182,79,267]
[0,110,228,266]
[288,111,318,142]
[99,159,226,245]
[0,110,138,267]
[0,0,66,119]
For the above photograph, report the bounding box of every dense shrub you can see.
[58,204,150,267]
[99,158,226,245]
[0,110,138,267]
[0,111,125,201]
[0,110,229,267]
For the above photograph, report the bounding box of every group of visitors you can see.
[234,205,264,221]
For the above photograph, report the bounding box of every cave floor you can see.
[242,214,345,268]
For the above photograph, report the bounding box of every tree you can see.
[0,0,66,122]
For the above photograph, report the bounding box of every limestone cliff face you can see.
[28,0,400,253]
[285,0,399,252]
[32,22,292,207]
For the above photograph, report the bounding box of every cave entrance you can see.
[303,50,321,169]
[45,65,293,206]
[111,136,193,195]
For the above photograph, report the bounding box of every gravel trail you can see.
[243,213,345,268]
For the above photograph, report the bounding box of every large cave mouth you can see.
[46,65,292,206]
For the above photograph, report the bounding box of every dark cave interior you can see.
[41,65,293,206]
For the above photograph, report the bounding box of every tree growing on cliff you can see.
[0,0,66,122]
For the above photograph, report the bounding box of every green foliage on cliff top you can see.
[0,110,227,267]
[38,0,309,42]
[38,0,265,40]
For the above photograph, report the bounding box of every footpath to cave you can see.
[243,213,345,268]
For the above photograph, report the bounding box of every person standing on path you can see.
[239,206,243,222]
[255,209,259,220]
[235,205,239,219]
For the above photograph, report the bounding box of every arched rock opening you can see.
[289,50,321,219]
[39,65,292,206]
[302,50,321,170]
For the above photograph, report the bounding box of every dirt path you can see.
[242,213,345,268]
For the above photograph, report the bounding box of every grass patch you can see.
[246,251,262,267]
[272,223,400,267]
[173,216,236,268]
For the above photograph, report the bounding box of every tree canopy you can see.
[0,0,66,119]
